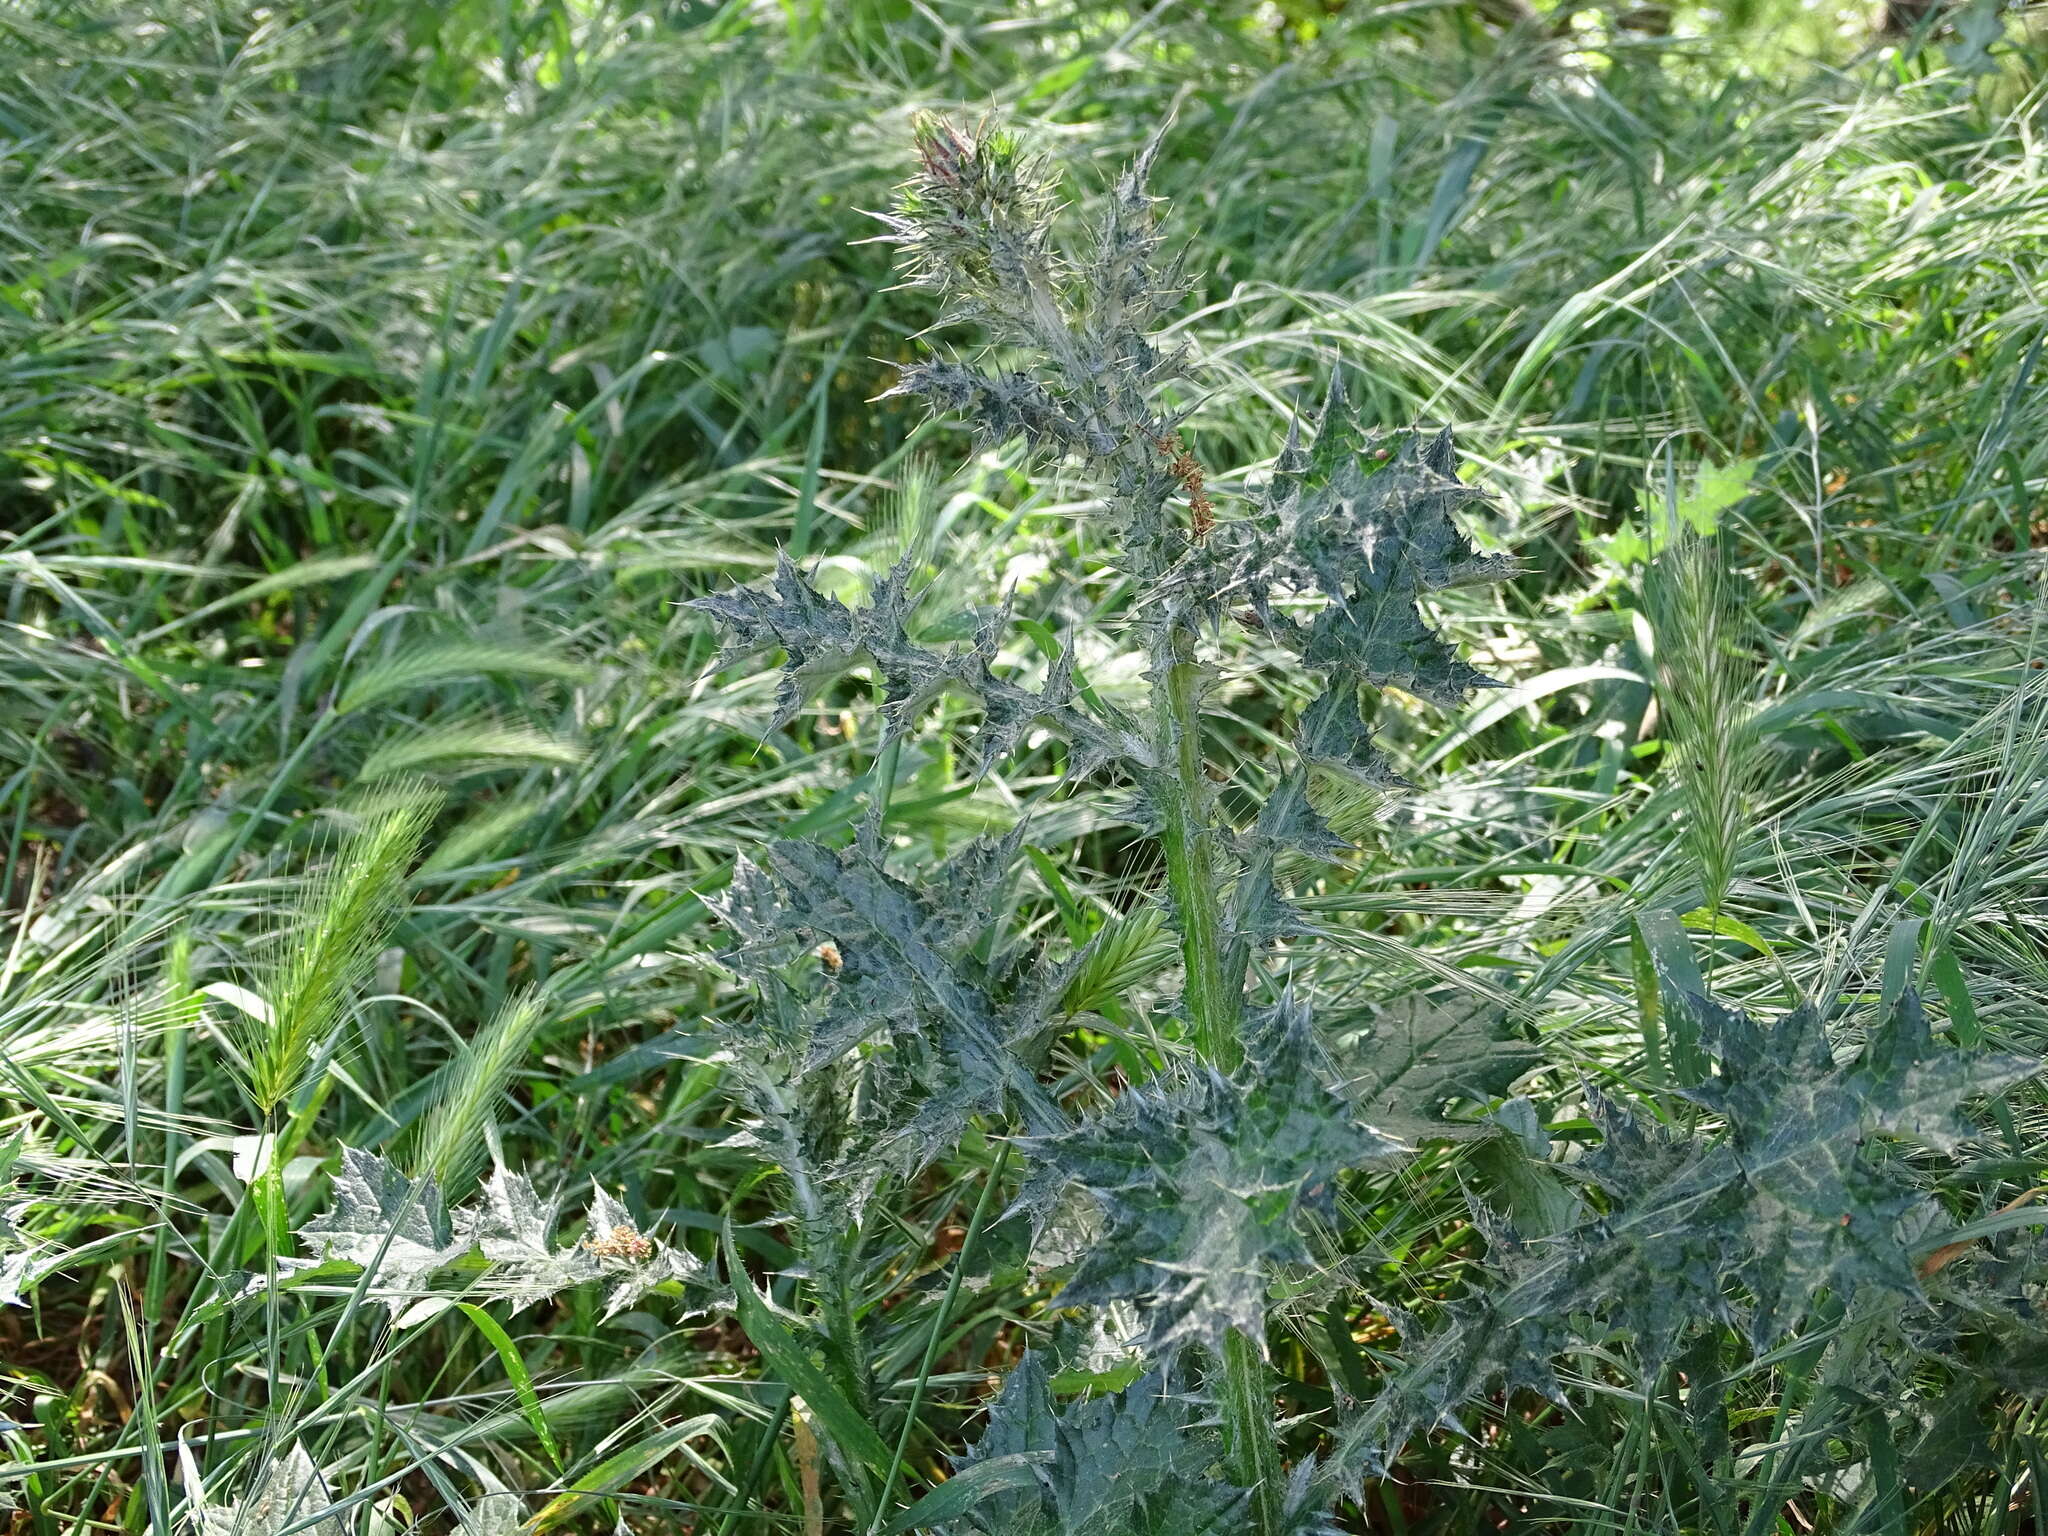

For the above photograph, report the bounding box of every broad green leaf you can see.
[723,1225,893,1476]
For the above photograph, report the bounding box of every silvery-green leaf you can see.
[471,1167,563,1264]
[739,836,1072,1150]
[0,1204,39,1308]
[890,362,1096,456]
[0,1250,33,1309]
[690,553,1142,777]
[934,1354,1248,1536]
[600,1246,715,1321]
[1193,406,1514,710]
[1033,997,1402,1358]
[1947,0,2007,72]
[1833,989,2038,1155]
[201,1444,347,1536]
[581,1182,714,1318]
[1335,985,2042,1478]
[456,1493,524,1536]
[231,1256,323,1302]
[466,1166,596,1309]
[298,1148,464,1309]
[1295,686,1406,791]
[462,1169,711,1315]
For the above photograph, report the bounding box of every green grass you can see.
[3,0,2046,1531]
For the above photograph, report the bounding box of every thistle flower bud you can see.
[875,116,1062,344]
[869,118,1201,564]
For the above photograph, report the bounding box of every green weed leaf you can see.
[1336,984,2040,1477]
[1034,998,1403,1359]
[931,1354,1250,1536]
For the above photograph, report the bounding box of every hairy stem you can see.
[1221,1327,1285,1534]
[1153,619,1278,1528]
[1154,623,1241,1071]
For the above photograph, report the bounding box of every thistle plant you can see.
[15,20,2048,1536]
[686,116,1529,1532]
[679,115,2048,1533]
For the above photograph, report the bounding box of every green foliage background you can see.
[3,0,2046,1531]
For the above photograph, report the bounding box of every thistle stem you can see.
[1152,618,1279,1532]
[1153,623,1241,1071]
[1221,1327,1286,1536]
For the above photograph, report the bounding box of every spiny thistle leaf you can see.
[445,1182,705,1319]
[1913,1225,2048,1395]
[198,1444,347,1536]
[709,835,1071,1168]
[1669,987,2038,1345]
[1199,392,1515,709]
[1334,986,2040,1478]
[295,1152,711,1317]
[1202,413,1505,959]
[1031,997,1402,1359]
[298,1145,465,1308]
[1295,685,1408,792]
[466,1164,578,1306]
[695,856,872,1240]
[690,553,1143,777]
[891,361,1104,458]
[1224,686,1409,948]
[935,1354,1249,1536]
[1331,991,1538,1145]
